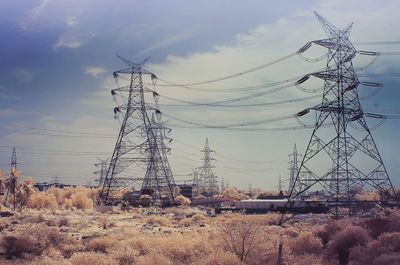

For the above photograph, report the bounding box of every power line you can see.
[155,51,299,87]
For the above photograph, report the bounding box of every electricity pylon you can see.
[288,13,397,218]
[98,56,177,206]
[198,138,218,196]
[94,158,108,188]
[288,144,302,193]
[4,147,19,210]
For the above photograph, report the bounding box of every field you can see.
[1,186,400,265]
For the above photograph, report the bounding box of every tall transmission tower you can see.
[11,146,17,171]
[94,158,108,188]
[5,147,19,210]
[288,13,397,217]
[220,177,225,193]
[197,138,219,196]
[288,144,302,193]
[98,56,177,206]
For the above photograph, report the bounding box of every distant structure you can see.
[4,146,19,209]
[287,13,397,218]
[94,158,108,188]
[220,177,225,193]
[98,56,177,206]
[196,138,219,196]
[277,176,284,192]
[288,144,301,193]
[11,146,17,171]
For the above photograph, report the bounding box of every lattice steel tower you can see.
[288,144,302,193]
[98,57,177,205]
[94,158,108,188]
[288,13,397,217]
[198,138,218,196]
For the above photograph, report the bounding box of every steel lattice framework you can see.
[288,144,302,194]
[98,57,177,206]
[288,13,397,217]
[197,138,219,196]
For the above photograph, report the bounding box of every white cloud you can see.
[20,0,51,29]
[13,69,34,83]
[53,36,83,50]
[65,16,78,27]
[83,67,107,77]
[135,32,193,57]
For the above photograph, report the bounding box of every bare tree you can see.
[219,219,267,262]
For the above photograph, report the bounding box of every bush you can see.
[135,253,173,265]
[86,237,115,253]
[1,234,40,259]
[69,252,118,265]
[194,251,244,265]
[98,216,116,230]
[175,195,191,206]
[110,244,139,265]
[219,220,266,262]
[0,218,11,231]
[70,190,93,210]
[27,192,58,210]
[325,225,370,265]
[145,215,171,227]
[348,232,400,265]
[290,231,323,256]
[57,216,69,227]
[0,224,75,259]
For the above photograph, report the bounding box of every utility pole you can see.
[287,13,397,218]
[98,56,177,206]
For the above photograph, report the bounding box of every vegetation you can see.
[0,177,399,264]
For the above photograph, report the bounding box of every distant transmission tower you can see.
[5,147,19,210]
[11,146,17,171]
[99,56,177,206]
[288,13,397,217]
[94,158,108,188]
[288,144,302,193]
[220,177,225,193]
[198,138,218,196]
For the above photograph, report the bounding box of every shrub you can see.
[145,215,171,227]
[290,231,323,256]
[135,253,173,265]
[324,225,370,265]
[27,192,58,210]
[110,244,139,265]
[194,251,244,265]
[98,216,116,229]
[86,237,115,253]
[57,216,69,227]
[69,252,118,265]
[0,224,75,259]
[348,232,400,265]
[1,234,40,258]
[219,220,266,262]
[314,220,344,245]
[221,187,246,200]
[0,218,11,231]
[70,190,93,210]
[175,195,191,206]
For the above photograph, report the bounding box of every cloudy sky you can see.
[0,0,400,190]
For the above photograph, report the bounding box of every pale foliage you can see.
[175,195,191,206]
[69,252,118,265]
[220,187,246,200]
